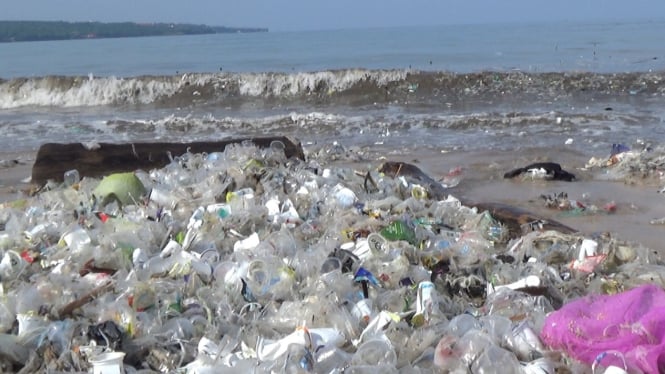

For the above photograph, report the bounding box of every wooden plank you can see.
[31,136,305,185]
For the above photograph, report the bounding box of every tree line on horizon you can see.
[0,20,267,42]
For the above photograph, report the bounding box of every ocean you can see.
[2,19,665,246]
[0,19,664,154]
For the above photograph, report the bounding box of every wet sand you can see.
[2,146,664,253]
[0,151,34,202]
[412,148,665,253]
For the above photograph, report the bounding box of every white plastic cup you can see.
[351,298,373,323]
[357,311,396,344]
[149,188,178,208]
[61,226,91,253]
[233,232,260,252]
[579,239,598,261]
[308,327,345,348]
[207,203,232,219]
[88,351,126,374]
[160,240,182,258]
[24,223,50,240]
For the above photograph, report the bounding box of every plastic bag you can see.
[541,284,665,373]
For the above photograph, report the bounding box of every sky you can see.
[3,0,664,32]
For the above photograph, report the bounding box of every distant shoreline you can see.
[0,20,268,43]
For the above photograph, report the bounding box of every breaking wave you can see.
[1,69,664,109]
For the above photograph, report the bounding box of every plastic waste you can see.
[2,142,662,372]
[93,172,146,206]
[63,169,80,186]
[88,351,125,374]
[380,220,417,245]
[411,281,435,327]
[541,284,665,373]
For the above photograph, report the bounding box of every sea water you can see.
[0,19,664,156]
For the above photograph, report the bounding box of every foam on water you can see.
[0,74,183,109]
[2,70,664,110]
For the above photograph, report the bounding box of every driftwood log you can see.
[379,161,577,239]
[31,136,305,185]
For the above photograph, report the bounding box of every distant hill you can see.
[0,21,267,42]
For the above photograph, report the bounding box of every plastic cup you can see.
[0,250,26,279]
[351,339,396,367]
[256,328,310,361]
[510,321,544,360]
[351,298,373,324]
[233,233,260,253]
[149,188,177,208]
[88,351,126,374]
[247,260,271,294]
[523,358,556,374]
[321,257,341,274]
[61,226,91,253]
[64,169,80,186]
[207,203,232,219]
[579,239,599,261]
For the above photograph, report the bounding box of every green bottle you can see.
[380,220,417,246]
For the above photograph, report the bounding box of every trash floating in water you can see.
[0,142,662,372]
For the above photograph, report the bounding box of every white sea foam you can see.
[0,75,183,109]
[237,69,407,96]
[0,69,409,109]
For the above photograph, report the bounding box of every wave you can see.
[1,69,664,109]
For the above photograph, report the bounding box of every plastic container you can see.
[63,169,80,186]
[88,351,126,374]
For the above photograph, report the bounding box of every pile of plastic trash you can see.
[1,142,665,373]
[586,142,665,185]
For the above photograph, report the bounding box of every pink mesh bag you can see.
[541,284,665,373]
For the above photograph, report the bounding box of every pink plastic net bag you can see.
[541,284,665,373]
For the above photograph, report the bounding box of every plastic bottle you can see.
[380,220,417,246]
[411,281,435,327]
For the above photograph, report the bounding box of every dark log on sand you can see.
[31,136,305,185]
[379,161,577,239]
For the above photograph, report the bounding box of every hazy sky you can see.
[4,0,663,31]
